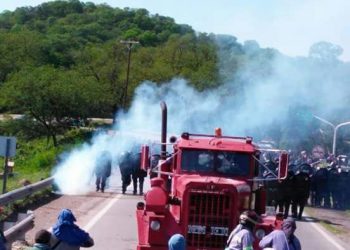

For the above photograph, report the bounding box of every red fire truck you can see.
[136,101,288,250]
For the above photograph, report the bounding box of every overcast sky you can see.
[0,0,349,61]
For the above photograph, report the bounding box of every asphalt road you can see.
[295,216,347,250]
[81,171,146,250]
[84,194,140,250]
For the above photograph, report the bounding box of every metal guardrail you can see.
[0,177,54,247]
[0,177,54,206]
[4,211,34,243]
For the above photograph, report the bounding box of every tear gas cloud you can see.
[53,38,350,195]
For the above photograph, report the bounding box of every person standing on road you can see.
[119,151,133,194]
[50,208,94,250]
[226,211,259,250]
[259,217,301,250]
[131,151,147,195]
[94,151,112,192]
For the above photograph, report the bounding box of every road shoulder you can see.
[304,206,350,248]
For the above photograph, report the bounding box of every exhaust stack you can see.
[160,101,167,160]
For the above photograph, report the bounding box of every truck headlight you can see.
[255,229,265,239]
[150,220,161,231]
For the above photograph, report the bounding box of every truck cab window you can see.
[181,149,250,176]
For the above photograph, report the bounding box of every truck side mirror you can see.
[141,145,150,170]
[278,151,289,180]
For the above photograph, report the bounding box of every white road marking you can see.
[83,194,122,231]
[305,218,346,250]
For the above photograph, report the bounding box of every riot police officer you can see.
[119,152,133,194]
[94,151,112,193]
[131,152,147,195]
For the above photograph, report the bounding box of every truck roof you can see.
[176,133,256,153]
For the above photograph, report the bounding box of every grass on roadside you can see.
[305,207,347,236]
[319,221,344,235]
[1,128,89,191]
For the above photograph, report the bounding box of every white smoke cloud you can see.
[53,40,350,194]
[52,78,227,195]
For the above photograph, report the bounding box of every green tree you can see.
[0,29,45,83]
[0,66,111,146]
[309,41,343,63]
[73,43,125,115]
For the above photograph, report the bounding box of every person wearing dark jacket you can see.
[0,230,6,250]
[95,151,112,192]
[50,209,94,250]
[131,152,147,195]
[119,151,133,194]
[0,229,7,250]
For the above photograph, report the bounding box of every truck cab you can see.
[136,102,287,250]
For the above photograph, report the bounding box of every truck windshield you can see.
[181,149,251,176]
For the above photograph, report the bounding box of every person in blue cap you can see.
[50,209,94,250]
[168,234,186,250]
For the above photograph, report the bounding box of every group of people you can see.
[93,149,147,195]
[166,211,301,250]
[22,209,299,250]
[119,150,147,195]
[261,146,350,221]
[290,148,350,210]
[226,211,301,250]
[20,209,299,250]
[18,208,94,250]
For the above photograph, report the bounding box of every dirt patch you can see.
[305,206,350,245]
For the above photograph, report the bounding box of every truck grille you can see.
[186,189,233,249]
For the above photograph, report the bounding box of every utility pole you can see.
[120,40,139,109]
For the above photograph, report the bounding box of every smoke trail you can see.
[53,37,350,194]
